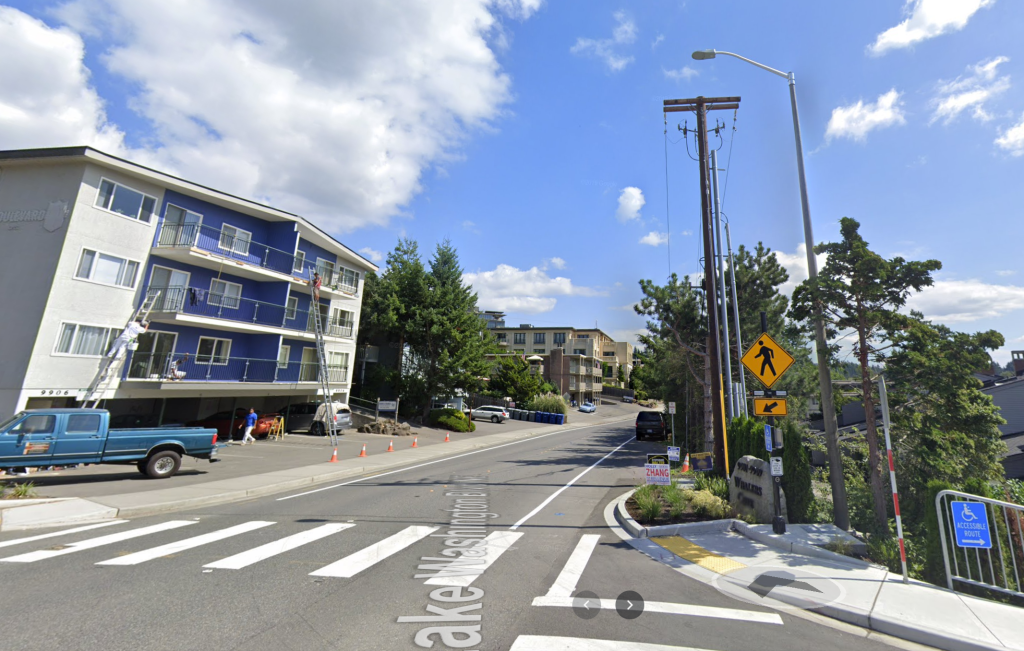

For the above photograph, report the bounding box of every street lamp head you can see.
[691,49,716,60]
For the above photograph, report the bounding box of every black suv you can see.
[635,411,668,441]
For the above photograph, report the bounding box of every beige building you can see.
[488,325,634,404]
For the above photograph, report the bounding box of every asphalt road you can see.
[0,417,903,651]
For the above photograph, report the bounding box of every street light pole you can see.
[691,49,850,530]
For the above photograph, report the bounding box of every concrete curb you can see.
[731,520,879,570]
[0,498,118,531]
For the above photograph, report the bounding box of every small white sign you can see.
[667,446,681,462]
[645,464,671,486]
[377,400,398,412]
[668,402,676,414]
[770,457,783,477]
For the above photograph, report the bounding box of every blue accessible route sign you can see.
[951,501,992,549]
[764,424,772,452]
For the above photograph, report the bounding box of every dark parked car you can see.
[635,411,667,441]
[188,408,278,440]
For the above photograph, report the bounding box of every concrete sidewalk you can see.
[0,408,637,531]
[608,490,1024,651]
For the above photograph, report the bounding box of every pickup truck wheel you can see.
[146,450,182,479]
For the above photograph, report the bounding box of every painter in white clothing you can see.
[107,321,149,360]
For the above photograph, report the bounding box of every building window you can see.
[513,333,526,345]
[293,250,306,274]
[573,349,586,355]
[534,348,545,354]
[603,351,615,356]
[495,333,507,342]
[75,249,139,289]
[219,224,252,256]
[278,345,291,369]
[197,337,231,364]
[209,279,242,309]
[534,333,546,344]
[54,323,118,357]
[329,351,349,368]
[95,178,157,223]
[577,334,589,339]
[316,258,336,285]
[553,332,566,345]
[339,267,360,293]
[329,308,355,337]
[286,296,298,320]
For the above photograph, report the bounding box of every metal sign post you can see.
[668,401,677,454]
[878,376,908,583]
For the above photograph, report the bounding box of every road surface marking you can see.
[510,635,719,650]
[203,523,355,570]
[0,520,127,550]
[423,530,523,586]
[510,436,634,530]
[0,521,196,563]
[310,525,438,578]
[530,596,783,624]
[544,534,601,597]
[651,536,747,574]
[96,521,275,566]
[277,418,635,502]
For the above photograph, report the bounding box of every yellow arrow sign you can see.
[741,332,795,389]
[753,397,788,417]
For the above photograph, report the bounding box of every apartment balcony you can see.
[569,365,580,375]
[145,286,354,340]
[125,351,348,385]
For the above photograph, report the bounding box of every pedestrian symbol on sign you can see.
[754,340,776,377]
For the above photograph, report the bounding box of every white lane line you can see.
[544,534,601,598]
[204,523,355,570]
[96,521,275,566]
[277,418,635,502]
[530,596,784,625]
[310,525,438,578]
[510,635,713,650]
[509,436,634,531]
[0,520,127,550]
[422,531,524,587]
[0,521,197,563]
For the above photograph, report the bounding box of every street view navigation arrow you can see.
[753,397,788,416]
[741,332,795,389]
[747,572,822,599]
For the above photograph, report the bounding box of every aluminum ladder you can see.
[308,268,339,446]
[81,289,162,408]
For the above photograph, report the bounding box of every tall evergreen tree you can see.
[490,356,541,405]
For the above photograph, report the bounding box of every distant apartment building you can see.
[479,310,506,329]
[487,325,634,404]
[0,146,377,424]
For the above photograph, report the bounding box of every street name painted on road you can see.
[951,501,992,549]
[753,398,788,416]
[741,333,795,389]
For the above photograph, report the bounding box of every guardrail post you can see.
[252,302,259,323]
[243,360,249,382]
[263,247,269,268]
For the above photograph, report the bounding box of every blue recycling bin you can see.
[540,412,549,424]
[555,414,564,425]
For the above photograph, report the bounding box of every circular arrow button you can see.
[572,591,600,620]
[615,590,644,619]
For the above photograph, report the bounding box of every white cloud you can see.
[2,2,525,233]
[651,34,664,49]
[774,243,828,297]
[462,220,482,234]
[616,186,645,222]
[869,0,995,56]
[825,90,906,142]
[464,264,603,314]
[996,270,1017,277]
[931,56,1010,124]
[663,66,698,82]
[493,0,544,20]
[639,231,668,246]
[681,229,693,236]
[995,112,1024,156]
[609,328,645,345]
[358,247,383,263]
[570,10,636,72]
[908,280,1024,323]
[547,257,566,270]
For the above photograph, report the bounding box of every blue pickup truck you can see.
[0,409,219,479]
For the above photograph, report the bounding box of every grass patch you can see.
[1,481,38,500]
[625,484,737,526]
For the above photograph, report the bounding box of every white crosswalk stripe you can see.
[204,523,355,570]
[0,521,196,563]
[530,596,783,625]
[544,534,600,597]
[422,530,523,587]
[0,520,127,550]
[510,636,714,650]
[96,521,275,566]
[310,525,439,578]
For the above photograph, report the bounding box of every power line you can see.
[720,109,738,212]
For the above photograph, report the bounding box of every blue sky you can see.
[2,1,1022,362]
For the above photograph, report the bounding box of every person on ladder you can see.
[310,271,322,303]
[107,320,149,361]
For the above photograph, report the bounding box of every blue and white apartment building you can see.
[0,146,377,424]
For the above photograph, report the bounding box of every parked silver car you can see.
[470,406,508,423]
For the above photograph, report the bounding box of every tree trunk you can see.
[704,336,715,455]
[857,320,888,531]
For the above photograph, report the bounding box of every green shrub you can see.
[780,420,814,524]
[1,481,37,500]
[923,479,954,585]
[428,408,475,433]
[694,473,729,501]
[663,486,686,509]
[526,392,568,415]
[690,490,730,519]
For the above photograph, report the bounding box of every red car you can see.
[188,409,278,441]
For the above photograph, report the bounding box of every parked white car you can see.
[312,401,352,436]
[578,402,597,413]
[470,406,508,423]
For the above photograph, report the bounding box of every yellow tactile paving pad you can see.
[652,536,747,575]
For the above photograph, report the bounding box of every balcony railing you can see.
[127,351,348,384]
[145,286,354,338]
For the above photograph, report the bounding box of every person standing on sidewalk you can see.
[241,408,258,445]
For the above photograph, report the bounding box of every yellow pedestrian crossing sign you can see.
[741,333,795,389]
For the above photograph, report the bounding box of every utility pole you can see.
[664,95,739,475]
[724,222,747,417]
[711,148,733,420]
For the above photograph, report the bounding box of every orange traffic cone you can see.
[444,432,450,443]
[387,439,394,452]
[329,447,338,463]
[681,453,690,473]
[358,444,367,457]
[411,437,418,448]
